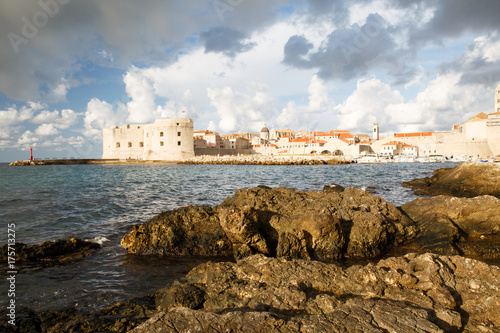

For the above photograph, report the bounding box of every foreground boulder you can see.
[131,253,500,333]
[122,187,418,261]
[121,206,233,256]
[0,238,100,262]
[402,162,500,198]
[399,195,500,259]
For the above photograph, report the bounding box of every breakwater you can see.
[180,154,351,165]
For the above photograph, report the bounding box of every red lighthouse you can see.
[30,147,33,161]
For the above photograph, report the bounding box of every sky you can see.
[1,0,500,162]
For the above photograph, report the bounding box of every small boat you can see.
[357,154,388,164]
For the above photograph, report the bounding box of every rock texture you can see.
[402,162,500,198]
[400,195,500,259]
[0,238,100,262]
[121,206,233,256]
[130,253,500,333]
[121,186,418,261]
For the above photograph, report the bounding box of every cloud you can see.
[35,123,59,136]
[200,26,255,57]
[207,83,275,133]
[124,67,158,124]
[335,77,404,133]
[283,14,417,84]
[83,98,127,139]
[276,74,333,128]
[0,102,44,125]
[409,0,500,46]
[439,32,500,87]
[31,108,79,129]
[0,0,285,102]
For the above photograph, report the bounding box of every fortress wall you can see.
[102,118,194,161]
[194,148,253,156]
[102,125,145,160]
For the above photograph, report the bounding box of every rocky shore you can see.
[0,238,100,262]
[2,162,500,332]
[180,154,351,165]
[402,161,500,198]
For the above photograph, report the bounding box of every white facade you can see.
[102,118,194,161]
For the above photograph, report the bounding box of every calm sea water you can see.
[0,162,456,311]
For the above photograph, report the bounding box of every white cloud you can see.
[17,130,38,146]
[276,74,334,129]
[124,66,158,124]
[207,83,275,133]
[83,98,127,139]
[35,123,59,136]
[0,102,44,125]
[31,108,78,129]
[335,77,404,133]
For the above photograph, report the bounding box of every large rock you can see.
[122,187,418,261]
[121,206,232,256]
[400,195,500,259]
[131,253,500,333]
[402,162,500,198]
[0,238,100,262]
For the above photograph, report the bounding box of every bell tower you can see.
[373,122,379,140]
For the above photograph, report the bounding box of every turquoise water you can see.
[0,162,455,311]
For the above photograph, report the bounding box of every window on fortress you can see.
[177,141,181,146]
[128,142,132,147]
[127,125,130,129]
[116,142,120,148]
[177,132,181,136]
[140,142,144,147]
[160,142,164,146]
[160,132,164,137]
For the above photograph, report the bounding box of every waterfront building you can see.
[102,118,194,161]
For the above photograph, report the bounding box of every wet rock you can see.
[323,183,345,193]
[155,282,205,311]
[0,238,100,262]
[122,187,418,261]
[402,162,500,198]
[0,306,41,333]
[129,253,500,333]
[400,195,500,259]
[39,296,156,333]
[120,206,232,256]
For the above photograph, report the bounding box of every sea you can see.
[0,161,457,312]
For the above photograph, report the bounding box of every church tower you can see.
[260,124,270,143]
[373,122,379,140]
[495,82,500,113]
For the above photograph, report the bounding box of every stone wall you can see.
[194,148,253,156]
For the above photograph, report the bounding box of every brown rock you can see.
[0,238,100,262]
[402,162,500,198]
[120,206,232,256]
[121,187,417,261]
[131,253,500,332]
[401,195,500,259]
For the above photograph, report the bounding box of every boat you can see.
[357,154,388,164]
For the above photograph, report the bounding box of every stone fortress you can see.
[102,83,500,161]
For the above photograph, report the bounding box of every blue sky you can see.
[1,0,500,162]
